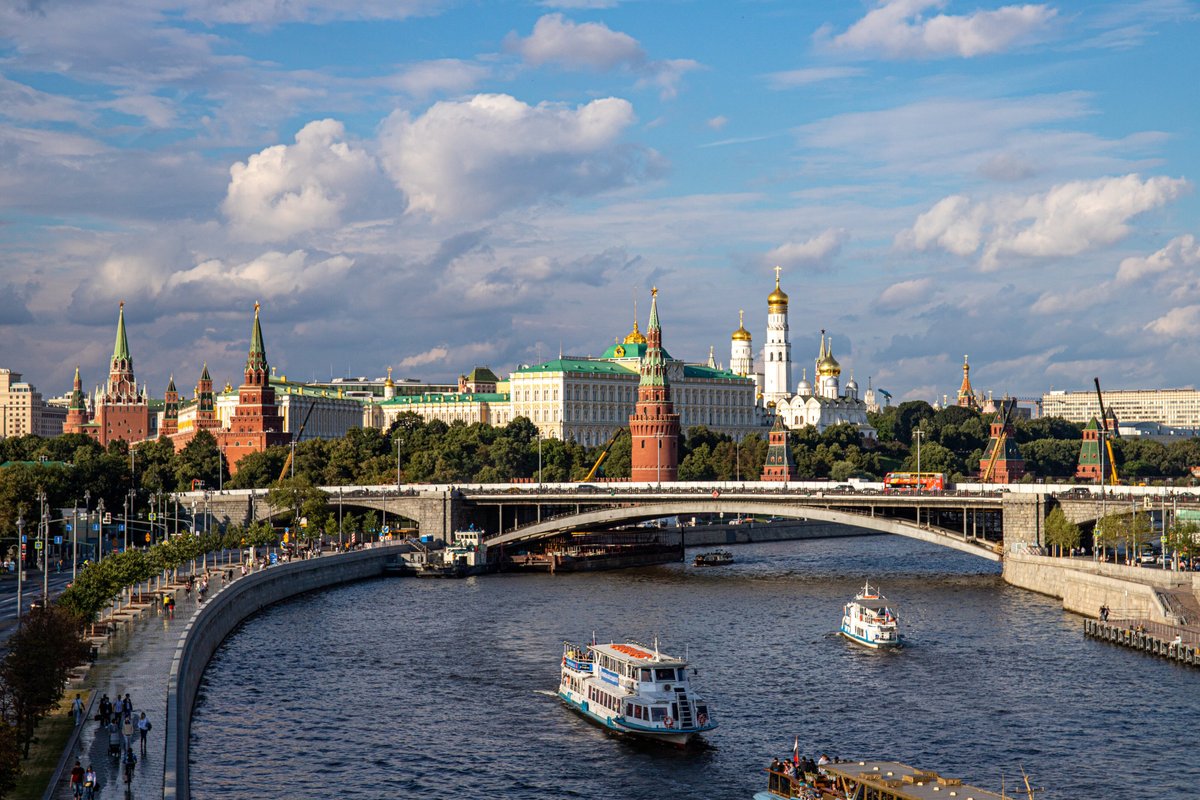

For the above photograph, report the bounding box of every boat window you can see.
[650,707,665,721]
[696,704,707,719]
[640,668,652,681]
[655,668,675,681]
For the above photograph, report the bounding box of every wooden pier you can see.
[1084,618,1200,667]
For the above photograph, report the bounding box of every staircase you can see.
[674,688,694,728]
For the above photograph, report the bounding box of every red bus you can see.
[883,472,945,493]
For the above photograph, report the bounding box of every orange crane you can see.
[582,428,626,482]
[981,398,1016,482]
[277,400,317,483]
[1093,377,1119,486]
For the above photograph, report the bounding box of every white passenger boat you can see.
[839,581,901,649]
[558,639,717,746]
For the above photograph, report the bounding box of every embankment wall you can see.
[1002,552,1191,622]
[162,547,397,800]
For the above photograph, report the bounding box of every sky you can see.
[2,0,1198,406]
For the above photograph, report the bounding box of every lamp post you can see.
[338,487,344,551]
[123,489,134,553]
[15,514,23,624]
[656,432,663,486]
[735,433,741,483]
[96,498,105,562]
[39,490,48,603]
[913,428,925,494]
[396,436,402,488]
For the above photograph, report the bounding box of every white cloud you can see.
[706,116,728,131]
[898,174,1191,270]
[1116,234,1200,284]
[875,278,935,311]
[765,228,849,270]
[388,59,490,97]
[764,67,866,89]
[378,93,648,221]
[106,93,177,128]
[826,0,1057,59]
[510,13,643,70]
[508,14,700,98]
[1145,305,1200,339]
[183,0,442,24]
[222,119,379,242]
[0,76,90,125]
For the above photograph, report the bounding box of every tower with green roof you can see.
[91,302,150,444]
[629,288,681,482]
[222,302,288,474]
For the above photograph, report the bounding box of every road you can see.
[0,568,78,647]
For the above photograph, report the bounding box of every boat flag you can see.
[793,736,799,765]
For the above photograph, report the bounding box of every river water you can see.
[190,535,1199,799]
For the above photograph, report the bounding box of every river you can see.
[190,534,1199,799]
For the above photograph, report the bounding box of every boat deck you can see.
[821,760,1009,800]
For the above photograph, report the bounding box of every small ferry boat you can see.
[839,581,901,649]
[755,756,1032,800]
[402,527,491,578]
[558,638,717,746]
[693,549,734,567]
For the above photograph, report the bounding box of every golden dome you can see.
[768,267,788,312]
[731,309,751,342]
[623,320,647,345]
[385,366,394,387]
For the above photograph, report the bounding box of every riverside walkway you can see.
[46,566,233,800]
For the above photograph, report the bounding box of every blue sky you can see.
[2,0,1198,406]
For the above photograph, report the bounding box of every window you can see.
[654,668,674,681]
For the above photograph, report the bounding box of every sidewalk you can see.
[47,566,234,800]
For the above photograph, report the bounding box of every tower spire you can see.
[112,301,131,364]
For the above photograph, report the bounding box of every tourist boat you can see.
[755,756,1032,800]
[693,549,734,567]
[558,638,717,746]
[839,581,901,649]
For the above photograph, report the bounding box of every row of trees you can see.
[1042,506,1200,565]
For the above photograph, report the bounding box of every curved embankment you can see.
[162,546,400,800]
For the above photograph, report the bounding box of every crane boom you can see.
[1093,377,1119,485]
[583,428,626,482]
[277,400,318,483]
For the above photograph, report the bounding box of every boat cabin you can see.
[819,760,1011,800]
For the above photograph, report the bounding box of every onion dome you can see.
[624,319,647,345]
[732,309,751,342]
[845,372,859,393]
[817,334,841,377]
[385,366,395,388]
[796,369,813,396]
[768,268,789,313]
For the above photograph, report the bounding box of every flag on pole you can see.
[793,736,800,765]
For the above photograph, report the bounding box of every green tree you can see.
[1,606,89,756]
[1044,506,1082,556]
[1166,519,1200,565]
[0,717,20,796]
[174,430,224,491]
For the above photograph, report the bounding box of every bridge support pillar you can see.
[1002,495,1045,552]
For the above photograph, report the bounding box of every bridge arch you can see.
[487,500,1001,561]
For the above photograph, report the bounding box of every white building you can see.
[761,267,792,406]
[0,368,63,438]
[1042,388,1200,427]
[773,334,876,441]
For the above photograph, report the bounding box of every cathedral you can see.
[730,269,876,442]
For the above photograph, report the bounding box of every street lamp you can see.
[38,489,48,603]
[96,498,105,561]
[338,487,344,551]
[15,514,23,623]
[656,433,664,486]
[913,428,925,494]
[537,430,543,487]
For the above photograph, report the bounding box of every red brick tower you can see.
[221,303,287,473]
[629,288,680,482]
[92,302,150,444]
[194,363,221,432]
[760,415,798,481]
[62,366,89,435]
[160,375,179,438]
[979,400,1026,483]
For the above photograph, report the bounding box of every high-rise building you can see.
[629,288,681,482]
[0,368,49,438]
[1043,388,1200,427]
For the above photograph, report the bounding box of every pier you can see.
[1084,618,1200,667]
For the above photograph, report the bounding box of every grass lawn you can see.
[9,688,91,800]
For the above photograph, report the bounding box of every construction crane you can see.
[981,397,1016,482]
[277,400,317,483]
[583,428,626,482]
[1093,377,1120,486]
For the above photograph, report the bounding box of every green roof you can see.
[112,303,131,363]
[599,342,675,361]
[466,366,500,383]
[683,364,749,381]
[515,358,638,376]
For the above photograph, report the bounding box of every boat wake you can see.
[533,689,560,698]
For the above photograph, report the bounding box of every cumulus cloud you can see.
[183,0,442,24]
[765,228,849,270]
[388,59,490,97]
[825,0,1057,59]
[378,93,651,221]
[1145,305,1200,339]
[1116,234,1200,284]
[875,278,934,311]
[222,119,380,242]
[508,14,700,98]
[897,174,1191,270]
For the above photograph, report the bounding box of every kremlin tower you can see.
[160,375,179,437]
[220,303,288,472]
[628,288,681,482]
[90,302,151,444]
[762,267,792,406]
[760,415,798,482]
[62,366,89,435]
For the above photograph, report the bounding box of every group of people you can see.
[767,752,844,799]
[66,691,152,796]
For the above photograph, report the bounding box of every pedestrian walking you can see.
[122,746,137,784]
[99,693,111,726]
[83,765,97,800]
[69,760,84,798]
[121,692,133,716]
[137,711,151,754]
[71,693,84,726]
[122,713,135,750]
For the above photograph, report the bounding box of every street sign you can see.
[20,535,26,544]
[65,523,72,532]
[382,525,390,534]
[103,513,112,524]
[149,513,157,521]
[34,540,43,550]
[118,524,125,532]
[92,523,100,531]
[53,536,62,545]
